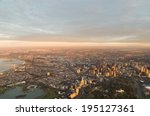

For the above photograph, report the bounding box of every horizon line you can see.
[0,40,149,48]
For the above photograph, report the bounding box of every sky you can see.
[0,0,150,46]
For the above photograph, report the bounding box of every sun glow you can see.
[0,40,149,48]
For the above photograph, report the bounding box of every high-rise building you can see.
[141,67,145,72]
[146,69,149,74]
[148,73,150,78]
[105,72,110,77]
[47,72,51,76]
[76,68,81,74]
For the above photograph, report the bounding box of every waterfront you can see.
[0,59,23,72]
[0,59,46,99]
[0,86,45,99]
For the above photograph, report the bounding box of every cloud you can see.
[0,21,58,38]
[29,28,57,34]
[0,33,14,39]
[111,35,137,41]
[0,0,150,43]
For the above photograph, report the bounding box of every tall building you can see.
[146,69,149,74]
[76,68,81,74]
[105,72,110,77]
[148,73,150,78]
[47,72,51,76]
[141,67,145,72]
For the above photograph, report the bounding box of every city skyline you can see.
[0,0,150,46]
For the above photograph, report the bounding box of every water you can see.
[0,58,45,99]
[0,58,23,72]
[0,86,45,99]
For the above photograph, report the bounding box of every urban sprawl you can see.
[0,47,150,99]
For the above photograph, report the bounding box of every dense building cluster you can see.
[0,47,150,99]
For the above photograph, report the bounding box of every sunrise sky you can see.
[0,0,150,47]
